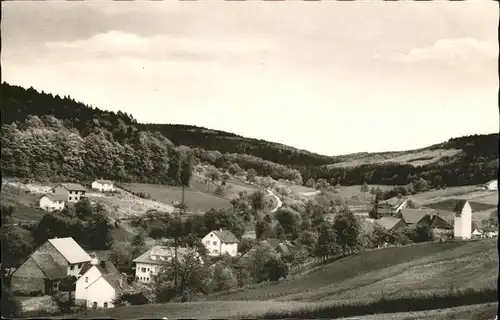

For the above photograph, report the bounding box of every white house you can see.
[91,180,115,192]
[39,194,66,212]
[453,200,472,240]
[202,229,239,257]
[485,180,498,191]
[133,246,201,284]
[75,254,126,309]
[50,183,87,203]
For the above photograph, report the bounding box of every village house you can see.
[202,229,240,257]
[75,253,127,309]
[91,179,115,192]
[50,183,87,203]
[10,237,92,295]
[453,200,472,240]
[39,193,66,212]
[376,216,407,232]
[400,208,432,226]
[133,246,201,284]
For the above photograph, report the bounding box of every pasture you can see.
[0,183,46,222]
[119,183,234,214]
[326,148,462,169]
[209,239,497,302]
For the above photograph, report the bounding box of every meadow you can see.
[326,148,462,169]
[208,239,497,301]
[0,183,47,222]
[118,182,234,214]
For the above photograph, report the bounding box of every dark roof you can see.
[94,180,114,185]
[133,246,192,265]
[213,230,239,243]
[376,217,405,230]
[454,200,469,214]
[430,215,452,229]
[31,253,67,280]
[43,193,67,202]
[401,209,429,225]
[53,183,86,192]
[102,273,129,290]
[79,260,119,276]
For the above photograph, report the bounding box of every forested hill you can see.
[1,82,498,188]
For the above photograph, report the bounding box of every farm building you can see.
[91,180,115,192]
[133,246,201,284]
[400,208,432,226]
[50,183,87,203]
[376,217,407,231]
[75,253,126,309]
[453,200,472,240]
[10,237,92,295]
[39,193,66,212]
[202,229,240,257]
[383,198,410,214]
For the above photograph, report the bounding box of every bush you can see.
[1,284,22,318]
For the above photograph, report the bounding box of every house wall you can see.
[488,181,498,190]
[85,277,116,309]
[52,185,85,202]
[39,241,87,276]
[75,266,101,303]
[92,182,115,192]
[202,232,221,256]
[454,202,472,239]
[135,262,156,283]
[220,243,238,257]
[39,197,65,212]
[10,257,47,295]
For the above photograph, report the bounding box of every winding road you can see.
[267,189,283,213]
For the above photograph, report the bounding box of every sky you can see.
[2,1,498,156]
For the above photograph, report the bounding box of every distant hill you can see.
[1,82,498,188]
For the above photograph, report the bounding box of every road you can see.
[267,189,283,213]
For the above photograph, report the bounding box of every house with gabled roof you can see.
[376,217,407,231]
[75,253,127,309]
[50,183,87,203]
[10,237,92,295]
[133,246,201,284]
[202,229,240,257]
[39,193,66,212]
[400,208,431,226]
[91,179,115,192]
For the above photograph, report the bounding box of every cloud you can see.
[378,37,498,65]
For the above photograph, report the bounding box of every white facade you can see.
[75,265,101,302]
[91,181,115,192]
[454,201,472,240]
[84,277,117,309]
[135,262,159,284]
[39,196,65,212]
[202,232,238,257]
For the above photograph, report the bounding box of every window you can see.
[213,241,217,245]
[147,268,150,272]
[53,282,59,290]
[69,197,72,201]
[146,277,149,282]
[104,302,108,308]
[93,302,98,309]
[141,267,146,273]
[85,277,88,283]
[210,234,213,237]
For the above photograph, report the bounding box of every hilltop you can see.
[1,82,498,189]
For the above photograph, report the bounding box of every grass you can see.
[208,239,497,301]
[425,199,497,213]
[119,183,234,214]
[355,302,497,320]
[0,183,46,222]
[326,148,462,169]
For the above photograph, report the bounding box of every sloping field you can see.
[119,183,233,214]
[0,183,47,222]
[65,240,497,320]
[405,186,496,205]
[425,199,497,213]
[326,149,462,169]
[209,239,497,301]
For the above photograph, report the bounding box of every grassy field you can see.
[119,183,234,214]
[209,239,497,301]
[405,186,496,205]
[326,149,462,169]
[0,183,46,222]
[355,303,497,320]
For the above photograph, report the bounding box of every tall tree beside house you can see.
[180,152,195,215]
[369,194,381,219]
[332,207,361,255]
[360,182,369,200]
[249,189,266,216]
[59,275,77,310]
[314,222,339,260]
[370,187,376,202]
